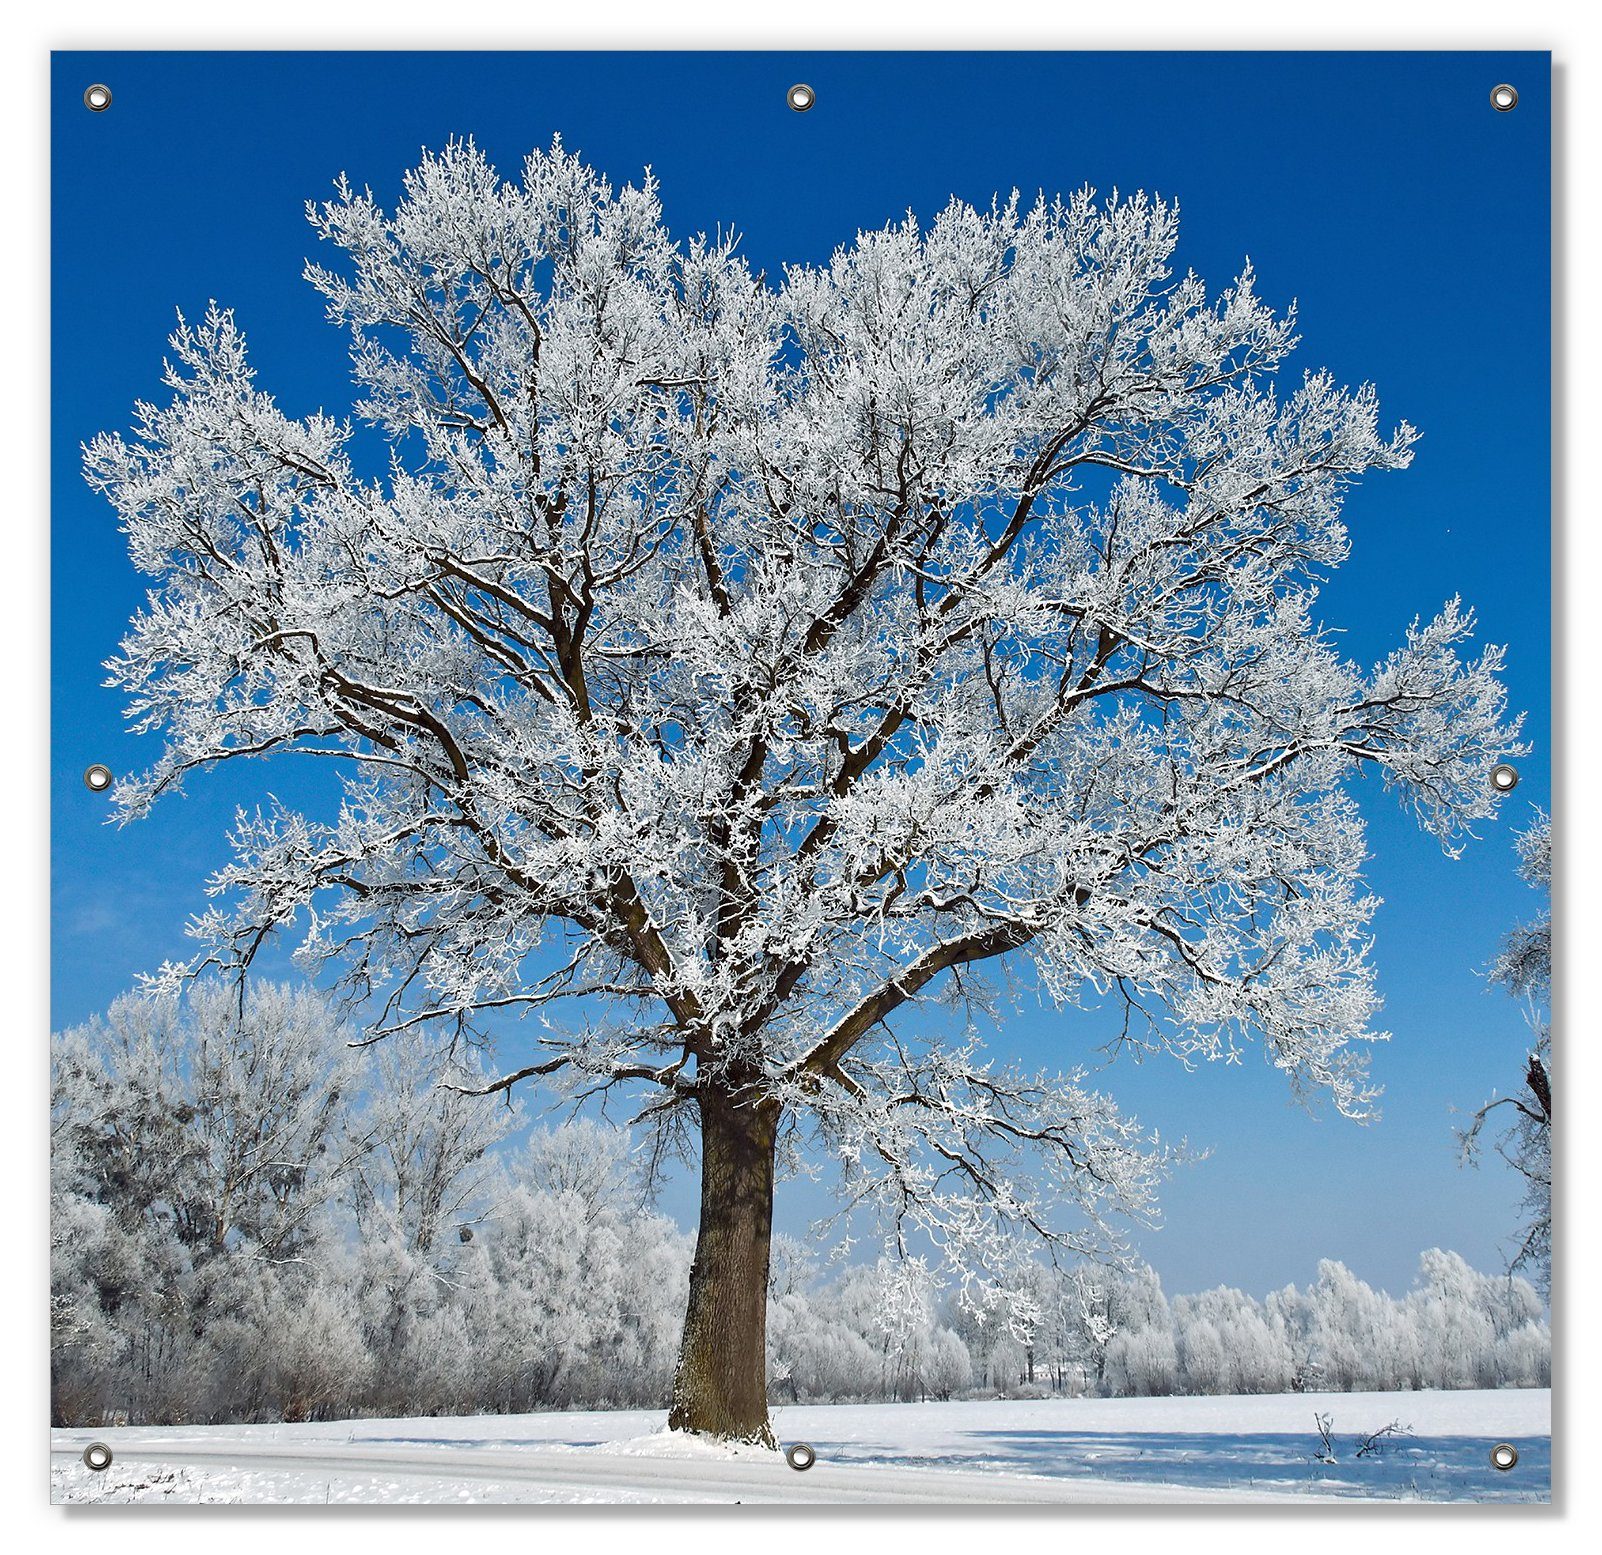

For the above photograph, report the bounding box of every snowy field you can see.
[51,1389,1549,1504]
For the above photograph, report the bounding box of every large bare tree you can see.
[86,139,1522,1442]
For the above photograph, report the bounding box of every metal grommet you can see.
[84,764,114,793]
[1490,84,1518,112]
[1490,763,1520,795]
[786,83,816,114]
[84,84,113,112]
[784,1441,817,1471]
[82,1442,114,1472]
[1490,1442,1518,1471]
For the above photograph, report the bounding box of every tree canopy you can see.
[87,136,1522,1323]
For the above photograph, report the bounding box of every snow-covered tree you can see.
[1100,1265,1179,1396]
[1407,1248,1498,1391]
[53,982,357,1261]
[1494,1316,1552,1389]
[923,1325,975,1401]
[520,1116,638,1216]
[766,1289,877,1404]
[1174,1303,1229,1394]
[346,1029,518,1254]
[1172,1286,1292,1395]
[195,1255,374,1423]
[457,1141,690,1411]
[51,982,379,1422]
[86,138,1524,1442]
[1103,1320,1180,1397]
[1010,1261,1105,1393]
[1300,1259,1393,1392]
[1460,812,1552,1297]
[767,1232,818,1299]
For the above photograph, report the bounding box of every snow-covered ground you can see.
[51,1388,1550,1505]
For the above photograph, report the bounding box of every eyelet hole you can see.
[82,1442,114,1471]
[1490,763,1520,794]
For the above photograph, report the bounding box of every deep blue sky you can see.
[52,51,1550,1299]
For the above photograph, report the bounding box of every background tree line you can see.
[51,984,1548,1427]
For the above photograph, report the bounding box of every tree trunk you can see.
[667,1089,779,1445]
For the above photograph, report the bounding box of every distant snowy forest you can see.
[51,984,1550,1427]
